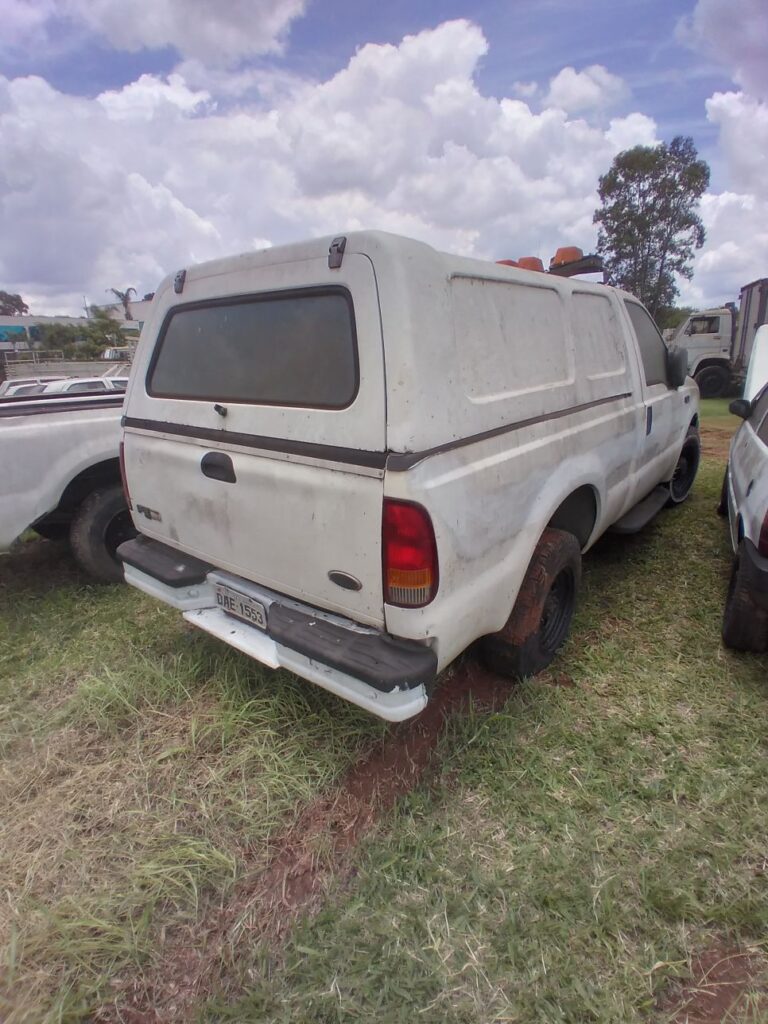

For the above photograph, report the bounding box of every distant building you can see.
[95,295,154,333]
[0,315,91,353]
[1,292,155,354]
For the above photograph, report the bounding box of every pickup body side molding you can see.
[388,391,633,470]
[122,416,388,469]
[0,396,124,418]
[122,392,632,473]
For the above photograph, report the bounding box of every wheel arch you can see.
[546,485,599,550]
[45,458,121,520]
[692,357,730,375]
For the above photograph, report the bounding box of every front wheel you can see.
[722,546,768,652]
[479,528,581,678]
[70,484,136,582]
[667,426,701,506]
[694,365,729,399]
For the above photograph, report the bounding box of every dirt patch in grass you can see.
[659,946,768,1023]
[700,426,732,463]
[105,659,511,1022]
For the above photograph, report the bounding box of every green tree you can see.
[34,309,126,358]
[0,291,29,316]
[593,136,710,319]
[655,305,696,333]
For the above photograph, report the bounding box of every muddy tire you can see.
[69,485,135,583]
[666,425,701,506]
[722,546,768,653]
[480,528,581,678]
[717,465,729,517]
[694,364,729,399]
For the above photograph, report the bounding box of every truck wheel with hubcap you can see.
[694,364,729,399]
[666,425,701,505]
[722,544,768,652]
[480,527,581,678]
[70,484,136,582]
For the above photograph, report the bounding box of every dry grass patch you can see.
[0,543,385,1022]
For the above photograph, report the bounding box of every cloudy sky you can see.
[1,0,766,315]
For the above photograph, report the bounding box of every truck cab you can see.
[676,278,768,398]
[678,307,734,397]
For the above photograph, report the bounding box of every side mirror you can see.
[667,346,689,389]
[683,324,692,336]
[729,398,752,420]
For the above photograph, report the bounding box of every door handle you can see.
[646,407,653,435]
[201,451,236,483]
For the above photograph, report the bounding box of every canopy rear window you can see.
[147,287,359,408]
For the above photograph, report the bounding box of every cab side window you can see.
[625,302,669,387]
[68,381,107,393]
[688,315,720,335]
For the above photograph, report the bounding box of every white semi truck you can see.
[674,278,768,398]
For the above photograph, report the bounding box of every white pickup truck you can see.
[0,392,135,580]
[118,231,699,720]
[720,324,768,651]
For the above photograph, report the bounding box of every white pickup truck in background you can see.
[0,392,135,580]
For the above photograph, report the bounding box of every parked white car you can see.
[720,324,768,651]
[0,391,135,580]
[39,376,128,395]
[0,376,63,396]
[118,231,699,720]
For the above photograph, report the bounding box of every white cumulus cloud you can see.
[544,64,629,113]
[97,73,213,120]
[5,0,307,65]
[1,20,665,313]
[677,1,768,306]
[679,0,768,100]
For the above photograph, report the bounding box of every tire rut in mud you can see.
[103,659,509,1022]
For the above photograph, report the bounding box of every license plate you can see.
[215,584,267,631]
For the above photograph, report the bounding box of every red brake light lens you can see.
[382,499,438,608]
[119,441,132,508]
[759,510,768,557]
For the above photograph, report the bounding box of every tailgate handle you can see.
[201,452,236,483]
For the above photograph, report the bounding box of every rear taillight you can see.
[759,510,768,557]
[382,499,438,608]
[119,441,132,508]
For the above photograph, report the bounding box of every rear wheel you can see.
[694,364,729,399]
[722,546,768,652]
[480,528,581,678]
[667,426,701,506]
[70,484,136,582]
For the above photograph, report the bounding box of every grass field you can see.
[1,401,767,1022]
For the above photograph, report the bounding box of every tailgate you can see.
[123,251,387,627]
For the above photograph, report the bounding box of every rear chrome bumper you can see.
[119,537,434,722]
